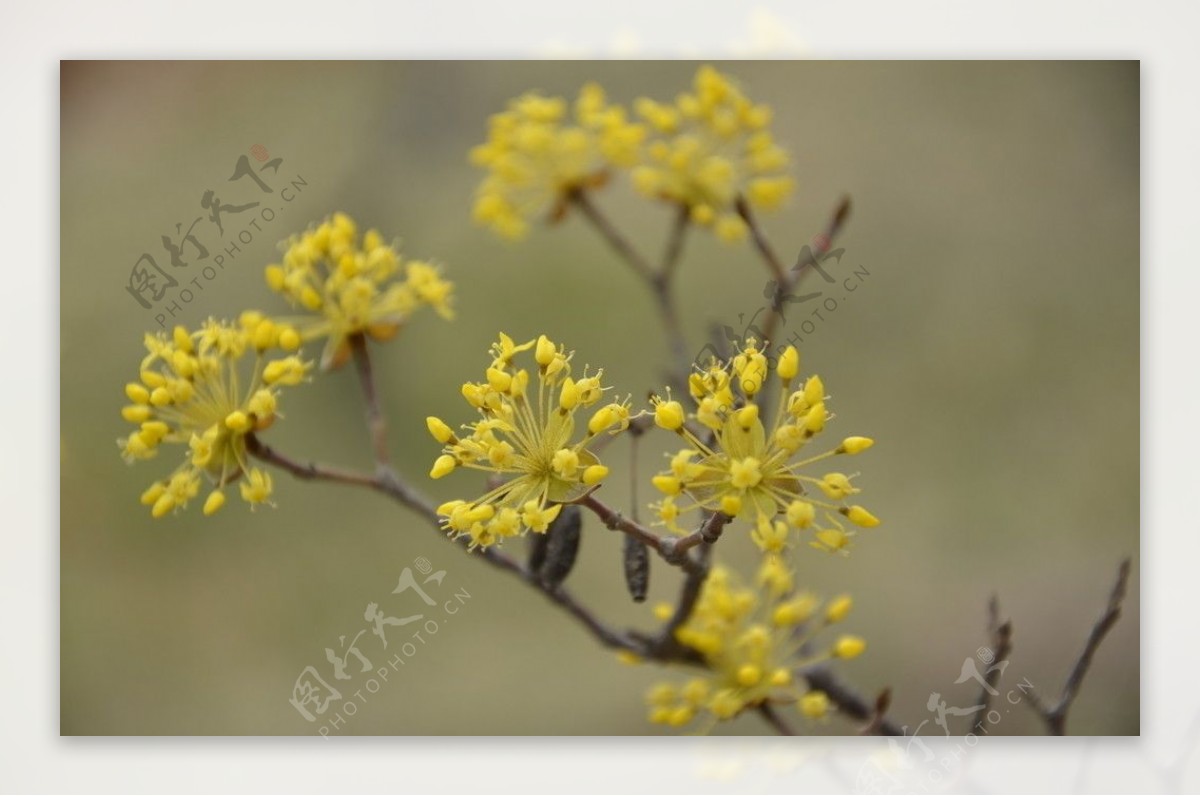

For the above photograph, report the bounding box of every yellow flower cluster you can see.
[264,212,454,370]
[633,66,795,243]
[427,334,630,548]
[650,339,879,554]
[644,557,865,730]
[470,86,646,240]
[470,66,793,244]
[118,316,312,518]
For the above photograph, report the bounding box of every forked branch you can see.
[1024,558,1132,735]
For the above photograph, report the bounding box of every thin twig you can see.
[1024,558,1132,735]
[802,664,904,736]
[659,203,690,287]
[626,543,710,664]
[245,434,648,653]
[972,595,1014,735]
[349,333,392,471]
[662,510,730,561]
[577,492,670,553]
[570,190,690,391]
[244,434,390,494]
[757,702,798,736]
[735,195,787,285]
[859,688,894,736]
[759,195,852,356]
[570,189,657,283]
[577,493,729,576]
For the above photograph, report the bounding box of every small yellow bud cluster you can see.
[263,212,454,370]
[428,334,629,548]
[632,66,794,243]
[648,339,880,554]
[470,85,647,240]
[470,65,793,246]
[119,319,312,518]
[645,557,867,732]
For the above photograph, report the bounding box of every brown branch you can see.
[757,702,798,736]
[245,434,650,656]
[244,434,388,494]
[1025,558,1132,735]
[577,492,671,553]
[349,333,392,472]
[661,510,730,561]
[659,203,690,287]
[759,195,852,356]
[801,664,904,736]
[570,190,690,392]
[570,189,656,283]
[577,493,729,577]
[972,595,1014,735]
[735,195,787,285]
[859,688,893,736]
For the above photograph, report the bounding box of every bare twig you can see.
[758,195,852,356]
[859,688,894,736]
[570,190,690,391]
[244,434,392,494]
[349,333,392,472]
[577,493,729,577]
[570,189,656,283]
[662,510,730,561]
[1025,558,1132,735]
[245,434,648,656]
[659,203,690,286]
[972,595,1014,735]
[577,492,671,553]
[802,664,904,736]
[735,195,787,285]
[757,702,798,736]
[625,543,710,664]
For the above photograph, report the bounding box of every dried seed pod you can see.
[527,527,550,573]
[622,534,650,602]
[539,504,582,589]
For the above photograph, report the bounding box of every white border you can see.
[14,0,1195,792]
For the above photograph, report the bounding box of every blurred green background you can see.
[60,61,1139,735]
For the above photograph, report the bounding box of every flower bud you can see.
[430,454,457,479]
[839,436,874,455]
[426,416,456,444]
[777,345,799,382]
[654,399,685,431]
[833,635,866,659]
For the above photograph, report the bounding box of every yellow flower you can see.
[799,690,831,720]
[428,333,629,549]
[833,635,867,660]
[263,212,454,370]
[650,339,879,553]
[239,467,274,508]
[119,320,311,517]
[645,556,866,732]
[632,66,794,243]
[470,85,646,240]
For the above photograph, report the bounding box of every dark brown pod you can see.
[622,534,650,602]
[527,527,550,574]
[539,504,582,589]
